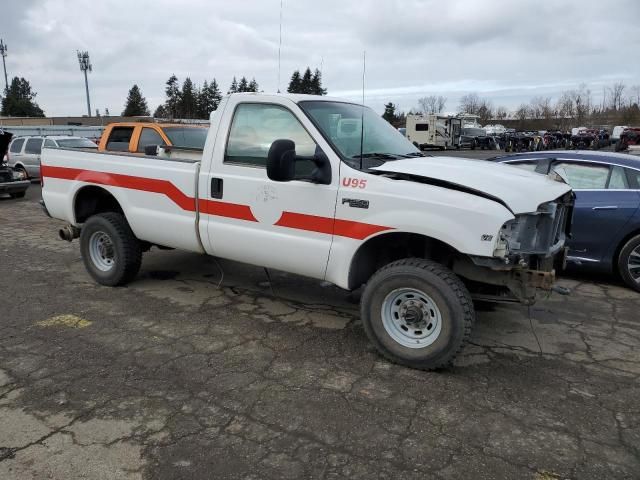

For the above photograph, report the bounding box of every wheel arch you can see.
[347,231,462,290]
[73,185,125,224]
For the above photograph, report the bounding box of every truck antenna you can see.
[359,50,366,171]
[277,0,283,93]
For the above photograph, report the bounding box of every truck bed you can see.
[41,147,204,253]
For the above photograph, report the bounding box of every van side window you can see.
[137,128,166,153]
[106,127,135,151]
[225,103,316,168]
[415,124,429,131]
[24,138,44,155]
[10,138,25,153]
[44,139,57,148]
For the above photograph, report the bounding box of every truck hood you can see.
[371,156,572,214]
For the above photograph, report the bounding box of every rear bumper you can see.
[0,179,30,194]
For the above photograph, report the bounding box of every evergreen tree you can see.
[237,76,249,92]
[382,102,397,124]
[153,104,168,118]
[0,77,45,117]
[310,69,327,95]
[228,77,238,94]
[165,74,180,119]
[197,79,223,119]
[121,84,150,116]
[287,70,302,93]
[179,77,197,119]
[248,78,259,92]
[301,68,313,94]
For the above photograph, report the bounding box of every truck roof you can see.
[227,92,358,105]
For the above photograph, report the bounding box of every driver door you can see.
[203,99,340,280]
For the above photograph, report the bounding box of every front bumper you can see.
[0,179,30,195]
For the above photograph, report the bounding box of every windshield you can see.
[56,138,98,148]
[163,127,208,149]
[299,101,420,168]
[462,128,486,137]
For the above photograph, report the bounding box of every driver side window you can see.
[225,103,316,168]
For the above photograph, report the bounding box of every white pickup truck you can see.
[41,93,573,370]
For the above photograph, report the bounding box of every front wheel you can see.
[80,212,142,286]
[618,235,640,292]
[360,258,475,370]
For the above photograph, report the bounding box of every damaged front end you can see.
[454,191,575,305]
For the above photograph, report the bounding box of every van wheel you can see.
[80,212,142,286]
[618,234,640,292]
[14,166,28,180]
[360,258,474,370]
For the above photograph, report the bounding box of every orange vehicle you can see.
[97,123,208,153]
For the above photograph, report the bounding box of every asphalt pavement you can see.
[0,181,639,479]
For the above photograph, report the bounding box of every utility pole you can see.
[77,51,92,116]
[0,39,8,92]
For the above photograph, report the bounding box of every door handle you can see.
[211,178,223,199]
[592,206,618,210]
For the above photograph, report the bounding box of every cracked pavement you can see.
[0,185,639,479]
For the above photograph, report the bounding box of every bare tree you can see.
[608,82,626,110]
[436,95,447,113]
[418,96,438,114]
[530,96,553,120]
[629,85,640,107]
[515,104,531,121]
[494,106,508,120]
[477,99,493,124]
[458,92,482,115]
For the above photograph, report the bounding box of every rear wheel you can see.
[618,234,640,292]
[360,258,474,370]
[80,212,142,286]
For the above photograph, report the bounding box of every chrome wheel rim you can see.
[381,288,442,349]
[628,246,640,283]
[89,231,115,272]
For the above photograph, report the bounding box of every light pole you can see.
[0,39,8,92]
[77,50,92,117]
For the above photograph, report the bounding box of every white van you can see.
[612,126,629,144]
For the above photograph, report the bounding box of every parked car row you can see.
[0,129,30,198]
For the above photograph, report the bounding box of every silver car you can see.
[7,135,97,179]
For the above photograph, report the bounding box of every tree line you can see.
[381,82,640,129]
[1,77,45,117]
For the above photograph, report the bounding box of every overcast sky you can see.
[2,0,639,117]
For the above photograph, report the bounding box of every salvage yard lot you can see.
[1,183,639,479]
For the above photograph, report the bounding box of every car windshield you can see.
[163,127,208,149]
[56,138,98,148]
[299,101,420,168]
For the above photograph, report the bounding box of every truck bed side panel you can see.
[41,148,202,252]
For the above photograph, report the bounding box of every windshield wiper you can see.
[402,152,426,157]
[351,152,401,160]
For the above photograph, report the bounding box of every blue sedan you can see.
[492,151,640,291]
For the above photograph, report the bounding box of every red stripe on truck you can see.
[41,165,391,239]
[275,212,393,240]
[40,165,257,222]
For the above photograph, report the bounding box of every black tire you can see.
[79,212,142,286]
[10,191,26,198]
[360,258,474,370]
[471,140,476,150]
[617,234,640,292]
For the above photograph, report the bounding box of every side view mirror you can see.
[267,139,331,185]
[144,145,158,156]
